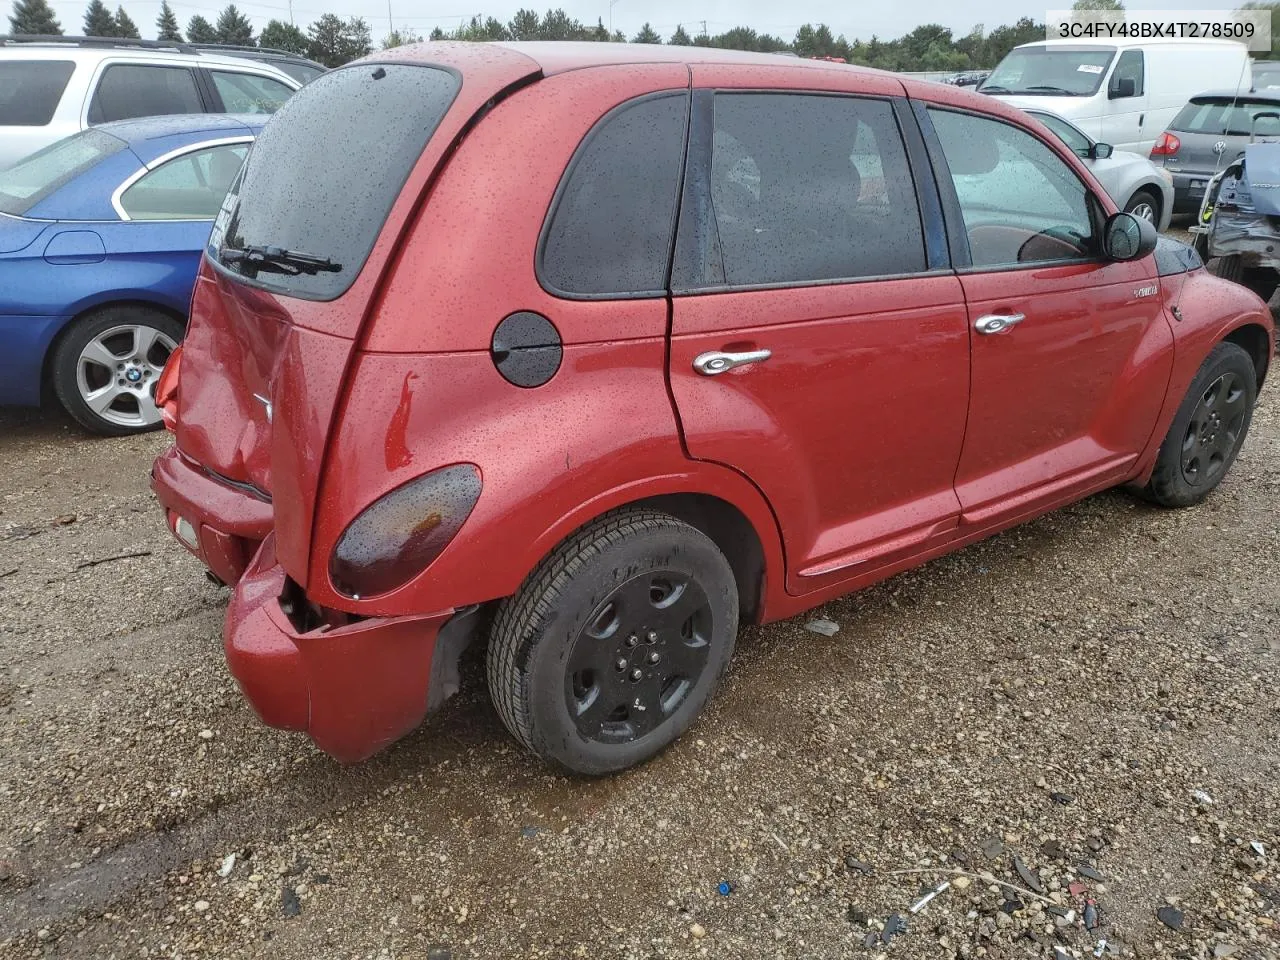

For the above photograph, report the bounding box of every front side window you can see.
[210,71,294,114]
[930,108,1095,267]
[539,92,689,297]
[0,128,126,216]
[119,143,249,220]
[89,64,203,124]
[1109,50,1144,98]
[688,92,925,288]
[980,46,1116,97]
[1032,112,1092,158]
[0,60,75,127]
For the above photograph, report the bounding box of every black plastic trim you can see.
[892,97,949,272]
[910,100,972,269]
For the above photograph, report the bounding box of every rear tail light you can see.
[155,344,182,432]
[329,464,482,600]
[1150,131,1181,157]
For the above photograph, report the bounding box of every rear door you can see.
[85,60,207,125]
[920,103,1170,525]
[668,68,971,595]
[202,68,296,114]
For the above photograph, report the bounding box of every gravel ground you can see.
[1,338,1278,960]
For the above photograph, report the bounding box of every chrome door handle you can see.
[974,313,1026,335]
[693,348,772,376]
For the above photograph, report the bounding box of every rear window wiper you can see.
[220,244,343,276]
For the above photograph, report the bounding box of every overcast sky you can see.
[21,0,1246,46]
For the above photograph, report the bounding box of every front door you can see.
[923,105,1172,526]
[667,78,971,594]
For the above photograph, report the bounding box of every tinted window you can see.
[211,63,459,300]
[120,143,249,220]
[690,93,924,288]
[89,64,203,124]
[1170,95,1280,135]
[0,128,125,216]
[1110,50,1144,97]
[930,108,1094,267]
[539,93,689,297]
[275,62,325,85]
[0,61,74,126]
[210,71,294,113]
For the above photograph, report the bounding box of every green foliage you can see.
[260,19,309,53]
[632,22,661,43]
[381,27,424,48]
[186,14,217,43]
[1072,0,1124,9]
[83,0,115,37]
[215,4,255,45]
[669,25,692,46]
[9,0,62,34]
[155,0,183,41]
[113,5,140,38]
[307,14,371,67]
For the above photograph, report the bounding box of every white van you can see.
[980,38,1251,154]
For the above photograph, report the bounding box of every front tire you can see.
[486,509,738,776]
[1124,188,1161,227]
[51,306,183,436]
[1144,342,1257,507]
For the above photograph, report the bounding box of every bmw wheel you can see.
[487,508,738,775]
[51,306,183,437]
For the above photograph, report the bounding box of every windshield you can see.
[0,128,126,216]
[1170,96,1280,135]
[981,46,1116,96]
[209,62,459,301]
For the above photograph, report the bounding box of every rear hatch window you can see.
[0,128,126,216]
[0,60,75,126]
[208,62,459,301]
[1170,96,1280,136]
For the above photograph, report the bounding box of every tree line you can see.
[6,0,1272,72]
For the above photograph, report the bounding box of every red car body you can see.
[152,42,1274,763]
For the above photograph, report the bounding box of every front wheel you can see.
[50,306,183,436]
[486,509,738,776]
[1124,188,1161,227]
[1144,342,1257,507]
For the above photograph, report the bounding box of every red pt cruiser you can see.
[152,42,1274,775]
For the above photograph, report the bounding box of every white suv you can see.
[0,36,300,169]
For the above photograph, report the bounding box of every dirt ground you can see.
[2,349,1278,959]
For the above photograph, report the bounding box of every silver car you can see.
[1025,109,1174,231]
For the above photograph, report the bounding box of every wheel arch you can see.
[1223,322,1272,390]
[1124,179,1164,219]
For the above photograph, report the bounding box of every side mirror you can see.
[1109,77,1136,99]
[1103,211,1158,261]
[1090,142,1114,160]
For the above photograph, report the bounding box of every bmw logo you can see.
[125,368,143,383]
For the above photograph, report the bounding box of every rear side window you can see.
[88,65,203,124]
[1170,96,1280,135]
[0,60,74,127]
[209,71,294,114]
[119,143,249,220]
[539,92,690,297]
[210,63,459,301]
[680,93,925,289]
[0,128,125,216]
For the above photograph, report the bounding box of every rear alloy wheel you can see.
[1144,342,1257,507]
[51,306,183,436]
[487,508,738,775]
[1124,188,1160,226]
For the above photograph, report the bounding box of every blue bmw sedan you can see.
[0,114,264,435]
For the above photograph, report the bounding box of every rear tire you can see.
[51,306,182,437]
[1144,342,1257,508]
[486,508,738,776]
